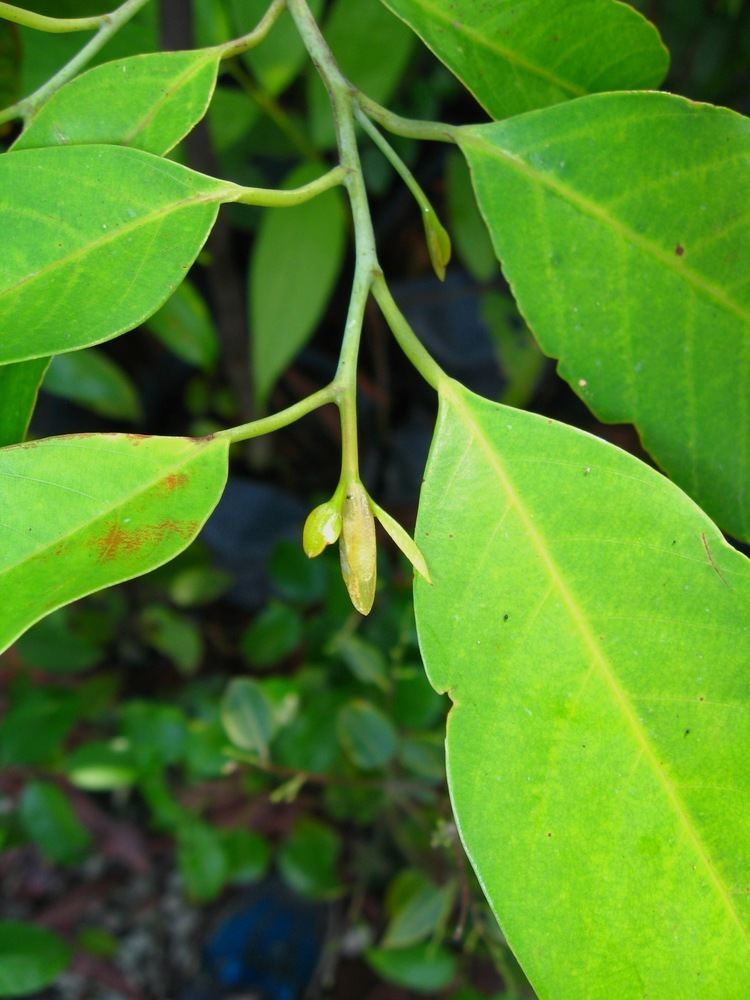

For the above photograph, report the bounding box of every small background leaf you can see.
[147,280,219,372]
[0,921,71,998]
[337,700,398,770]
[19,781,91,865]
[43,349,142,422]
[249,162,346,407]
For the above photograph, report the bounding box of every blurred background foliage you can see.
[0,1,748,997]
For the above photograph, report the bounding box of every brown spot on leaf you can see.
[90,519,200,562]
[675,244,685,257]
[159,473,189,495]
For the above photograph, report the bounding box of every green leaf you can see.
[228,0,324,96]
[147,280,219,372]
[480,292,546,410]
[269,537,327,604]
[14,50,220,155]
[221,677,275,760]
[0,921,71,997]
[0,359,49,447]
[277,817,342,899]
[139,604,203,674]
[460,92,750,541]
[177,819,229,902]
[168,564,231,606]
[337,700,398,770]
[222,828,271,884]
[365,943,457,993]
[16,608,104,673]
[334,633,390,691]
[65,741,137,791]
[122,701,188,770]
[240,601,303,668]
[19,780,91,865]
[309,0,416,149]
[0,433,228,654]
[43,348,142,422]
[0,22,19,108]
[414,379,750,997]
[383,869,456,949]
[207,84,260,156]
[249,163,346,406]
[444,150,495,284]
[0,144,236,364]
[379,0,668,120]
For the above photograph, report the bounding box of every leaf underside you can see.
[0,433,228,654]
[414,380,750,999]
[378,0,668,119]
[460,91,750,541]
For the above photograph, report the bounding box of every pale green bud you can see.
[339,482,377,615]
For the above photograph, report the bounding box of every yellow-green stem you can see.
[0,2,107,32]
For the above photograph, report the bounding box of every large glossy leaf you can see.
[0,433,228,654]
[379,0,668,120]
[414,379,750,998]
[14,50,220,155]
[249,163,346,406]
[0,144,236,364]
[460,92,750,541]
[0,359,49,446]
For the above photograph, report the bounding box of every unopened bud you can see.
[424,208,452,282]
[303,500,342,558]
[339,482,377,615]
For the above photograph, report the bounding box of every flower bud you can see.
[339,482,377,615]
[303,500,342,558]
[424,207,452,282]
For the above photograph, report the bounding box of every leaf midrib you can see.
[444,381,750,950]
[0,179,236,305]
[121,51,219,151]
[389,0,586,99]
[461,130,750,330]
[0,436,223,581]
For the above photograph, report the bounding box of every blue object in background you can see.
[182,880,330,1000]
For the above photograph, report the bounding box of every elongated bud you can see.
[303,500,342,558]
[340,482,377,615]
[424,207,452,282]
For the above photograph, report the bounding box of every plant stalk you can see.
[287,0,381,483]
[215,385,336,444]
[216,0,286,60]
[232,165,347,207]
[0,2,107,32]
